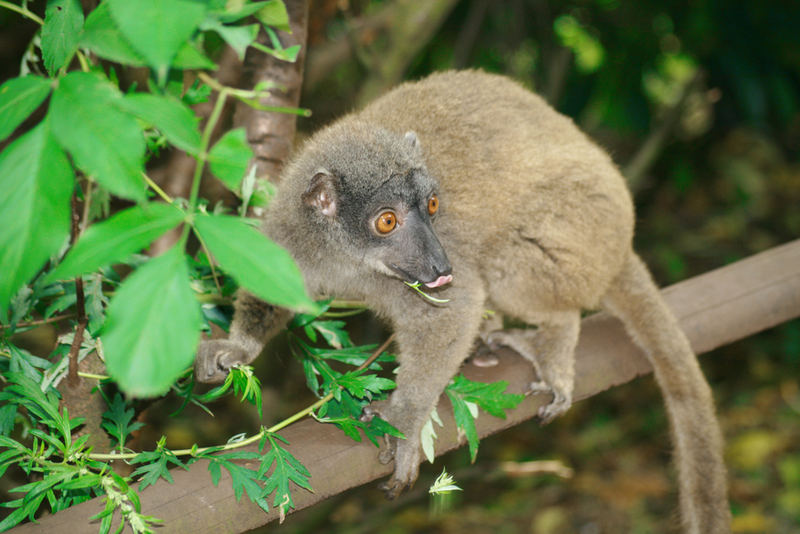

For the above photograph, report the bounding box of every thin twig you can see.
[143,173,174,204]
[67,195,87,387]
[88,332,397,461]
[0,0,43,24]
[0,313,73,330]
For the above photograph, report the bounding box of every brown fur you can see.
[195,70,730,532]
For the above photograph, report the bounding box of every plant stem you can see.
[76,50,90,72]
[180,84,229,246]
[67,195,87,387]
[0,1,44,24]
[142,173,174,204]
[87,333,396,461]
[192,228,222,293]
[0,313,72,330]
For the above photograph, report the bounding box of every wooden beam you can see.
[13,239,800,533]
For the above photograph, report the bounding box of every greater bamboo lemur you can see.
[195,70,730,533]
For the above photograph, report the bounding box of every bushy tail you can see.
[601,253,731,534]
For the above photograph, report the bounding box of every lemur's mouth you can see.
[387,264,452,288]
[424,275,453,288]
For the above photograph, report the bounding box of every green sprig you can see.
[404,281,451,304]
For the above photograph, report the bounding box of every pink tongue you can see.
[424,274,453,288]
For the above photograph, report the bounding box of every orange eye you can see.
[427,194,439,216]
[375,211,397,234]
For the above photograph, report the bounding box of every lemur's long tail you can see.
[601,253,731,534]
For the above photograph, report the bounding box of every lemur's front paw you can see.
[194,340,249,383]
[378,439,420,499]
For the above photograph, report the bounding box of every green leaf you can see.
[207,454,268,511]
[337,371,395,399]
[0,123,73,316]
[132,457,173,490]
[311,320,352,349]
[0,404,18,436]
[207,128,253,190]
[420,408,443,463]
[256,0,291,33]
[107,0,207,76]
[447,375,524,419]
[47,202,184,283]
[101,393,145,449]
[79,2,146,66]
[446,389,480,462]
[49,71,146,201]
[130,446,187,490]
[215,1,272,23]
[41,0,84,76]
[0,76,52,141]
[102,246,202,397]
[193,214,316,312]
[171,41,217,70]
[260,433,311,515]
[117,93,202,154]
[201,20,259,60]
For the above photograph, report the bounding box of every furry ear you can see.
[302,171,338,217]
[404,131,421,152]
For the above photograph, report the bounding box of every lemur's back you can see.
[358,70,635,308]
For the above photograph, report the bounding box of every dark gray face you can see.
[300,129,452,288]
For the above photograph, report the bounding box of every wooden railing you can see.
[13,239,800,533]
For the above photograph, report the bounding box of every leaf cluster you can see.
[288,309,403,446]
[0,373,158,533]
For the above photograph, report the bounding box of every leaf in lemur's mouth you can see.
[404,281,451,304]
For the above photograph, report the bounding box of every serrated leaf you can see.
[447,375,524,418]
[337,372,395,398]
[41,0,84,76]
[172,41,217,70]
[193,213,315,312]
[256,0,291,32]
[209,456,264,507]
[131,457,173,490]
[312,320,351,349]
[0,76,52,141]
[107,0,207,76]
[102,246,202,397]
[261,434,312,514]
[202,20,258,60]
[446,389,480,462]
[421,415,438,463]
[207,128,252,190]
[0,123,73,317]
[101,393,144,448]
[47,202,184,283]
[117,93,202,154]
[79,2,145,66]
[50,71,145,201]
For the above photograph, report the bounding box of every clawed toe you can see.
[537,393,571,425]
[379,477,407,500]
